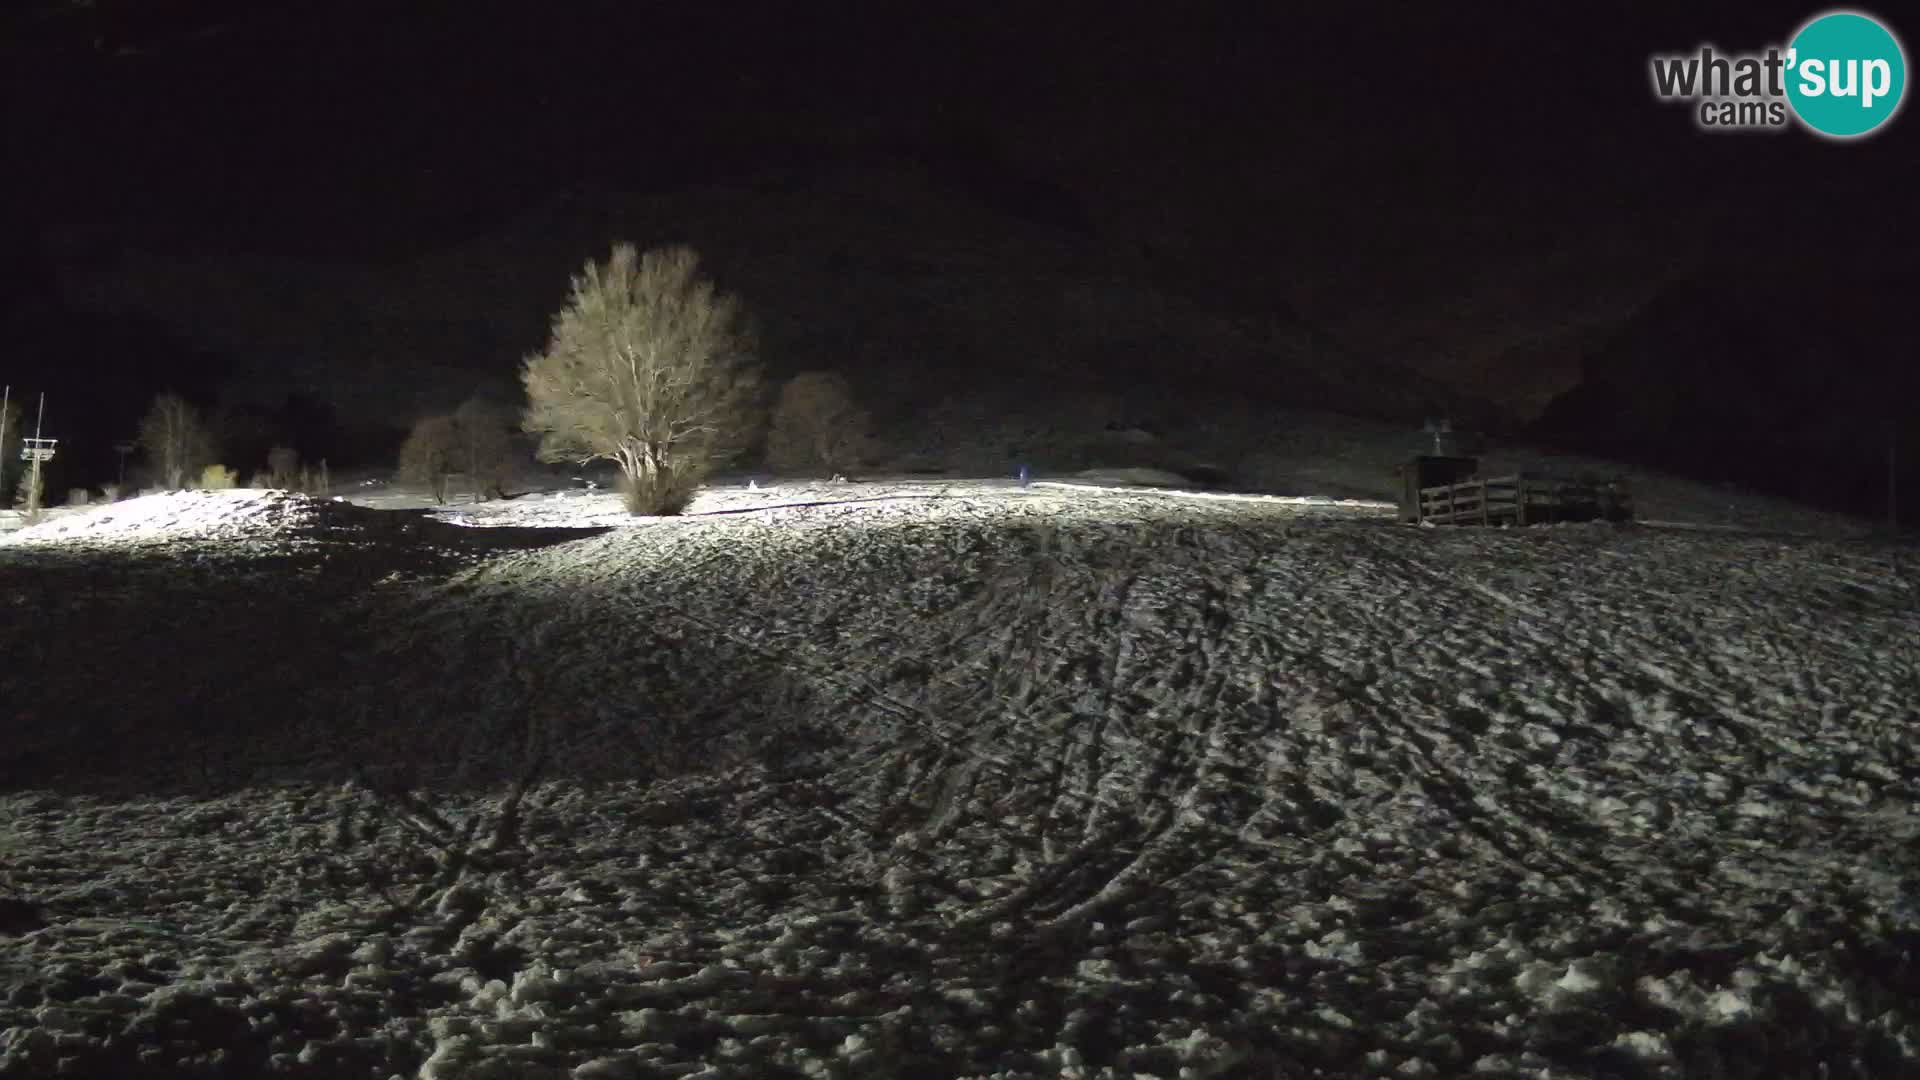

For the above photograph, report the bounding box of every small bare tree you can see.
[399,415,460,504]
[267,445,300,489]
[15,466,43,518]
[454,397,516,502]
[766,370,870,476]
[138,393,213,490]
[521,243,762,514]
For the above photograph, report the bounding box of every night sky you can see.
[4,1,1916,516]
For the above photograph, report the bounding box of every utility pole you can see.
[15,393,57,519]
[27,393,45,517]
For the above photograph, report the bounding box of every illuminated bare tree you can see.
[137,393,213,490]
[521,244,761,514]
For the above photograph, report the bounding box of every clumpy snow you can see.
[2,481,1918,1078]
[4,490,337,544]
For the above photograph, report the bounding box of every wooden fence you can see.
[1417,472,1632,526]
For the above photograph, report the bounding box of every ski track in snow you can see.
[2,484,1918,1079]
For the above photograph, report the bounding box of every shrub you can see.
[200,464,238,489]
[399,415,460,504]
[14,467,43,515]
[247,469,273,489]
[267,445,300,488]
[138,393,215,489]
[765,371,870,476]
[454,398,516,502]
[99,483,122,504]
[66,488,89,507]
[521,243,761,515]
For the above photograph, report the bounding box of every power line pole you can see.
[0,386,10,495]
[27,393,46,517]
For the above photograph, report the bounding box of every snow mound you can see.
[1,490,373,547]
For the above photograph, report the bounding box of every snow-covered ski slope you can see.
[2,481,1917,1078]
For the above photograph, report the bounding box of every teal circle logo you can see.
[1786,11,1907,138]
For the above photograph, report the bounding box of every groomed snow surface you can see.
[3,481,1918,1079]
